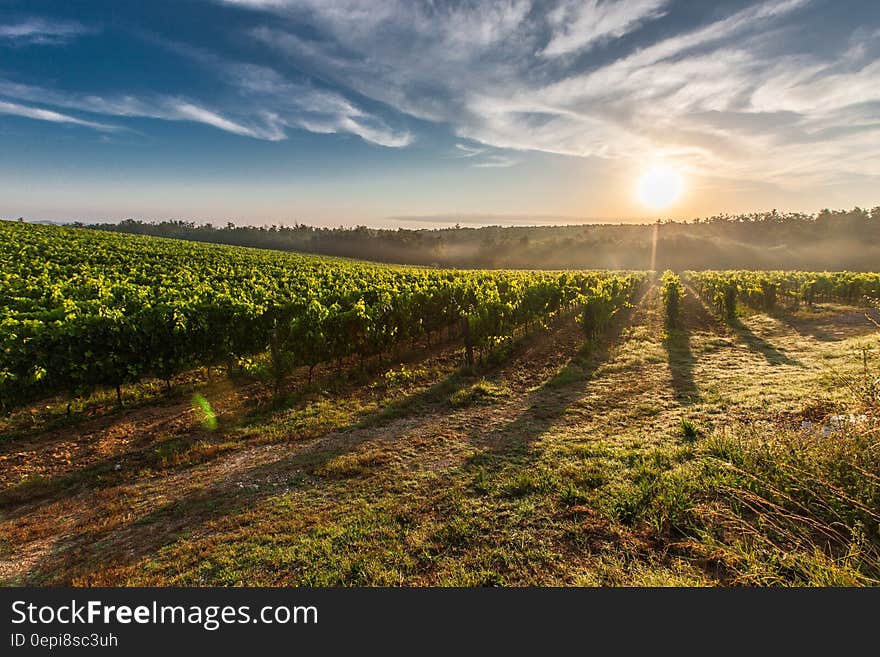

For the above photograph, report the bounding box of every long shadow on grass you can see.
[0,330,467,511]
[464,290,644,461]
[773,309,838,342]
[467,345,607,460]
[403,291,649,576]
[663,329,699,405]
[660,289,710,405]
[0,339,471,513]
[13,326,566,584]
[770,306,880,343]
[11,384,465,584]
[729,318,802,366]
[680,282,800,367]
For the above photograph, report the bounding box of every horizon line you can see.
[5,205,878,232]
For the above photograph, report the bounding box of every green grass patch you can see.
[449,380,511,407]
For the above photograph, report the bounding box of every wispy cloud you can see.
[471,155,519,168]
[453,143,518,168]
[0,99,117,130]
[172,102,285,140]
[0,20,412,147]
[454,143,484,158]
[0,78,285,139]
[235,0,880,187]
[542,0,669,57]
[0,18,95,46]
[4,0,879,192]
[100,35,413,147]
[219,60,411,147]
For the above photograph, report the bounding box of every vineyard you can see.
[684,270,880,320]
[0,221,644,410]
[2,222,879,587]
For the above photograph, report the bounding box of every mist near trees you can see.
[83,207,880,271]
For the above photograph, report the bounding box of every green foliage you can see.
[678,417,699,441]
[697,422,880,585]
[685,270,880,319]
[660,270,684,327]
[560,482,590,506]
[0,221,642,410]
[448,379,509,407]
[382,366,428,388]
[578,274,645,340]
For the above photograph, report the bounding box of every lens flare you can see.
[192,393,217,430]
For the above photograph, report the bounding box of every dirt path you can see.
[2,283,878,586]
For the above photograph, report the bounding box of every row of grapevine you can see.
[685,271,738,320]
[660,271,684,328]
[684,270,880,320]
[579,275,645,340]
[0,221,643,409]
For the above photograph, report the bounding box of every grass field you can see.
[2,276,879,586]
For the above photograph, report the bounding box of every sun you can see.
[637,166,684,210]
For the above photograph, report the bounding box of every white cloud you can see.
[236,0,880,189]
[751,59,880,115]
[220,61,411,147]
[1,87,288,142]
[333,116,412,148]
[113,36,413,147]
[454,143,485,158]
[471,155,520,168]
[7,0,879,190]
[536,0,812,109]
[172,102,285,140]
[0,25,412,147]
[0,79,286,139]
[0,18,94,45]
[0,99,117,130]
[542,0,669,57]
[452,142,518,168]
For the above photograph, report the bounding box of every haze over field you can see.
[1,0,879,227]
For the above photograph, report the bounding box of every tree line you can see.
[77,206,880,271]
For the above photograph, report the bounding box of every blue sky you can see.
[1,0,878,227]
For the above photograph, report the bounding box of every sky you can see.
[1,0,879,228]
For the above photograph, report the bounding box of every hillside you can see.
[82,206,880,271]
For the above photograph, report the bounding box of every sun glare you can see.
[637,166,684,210]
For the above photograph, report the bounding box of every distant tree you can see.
[81,205,880,271]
